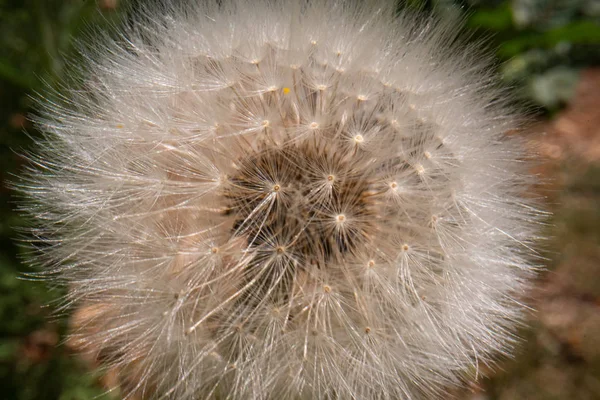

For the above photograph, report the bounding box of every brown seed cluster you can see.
[224,137,378,272]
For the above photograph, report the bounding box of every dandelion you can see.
[19,1,543,399]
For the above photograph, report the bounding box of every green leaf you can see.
[468,4,514,31]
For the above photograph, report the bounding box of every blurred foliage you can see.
[418,0,600,111]
[465,0,600,111]
[0,0,598,399]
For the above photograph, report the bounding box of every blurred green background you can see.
[0,0,599,399]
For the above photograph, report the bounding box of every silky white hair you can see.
[19,1,544,399]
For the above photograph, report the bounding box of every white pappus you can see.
[19,0,545,399]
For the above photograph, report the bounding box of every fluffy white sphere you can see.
[21,1,543,399]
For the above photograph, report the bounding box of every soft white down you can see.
[21,1,543,399]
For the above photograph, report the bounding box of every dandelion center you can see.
[225,138,377,268]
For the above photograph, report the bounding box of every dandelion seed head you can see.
[19,1,544,399]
